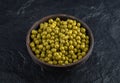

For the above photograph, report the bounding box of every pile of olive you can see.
[30,17,89,65]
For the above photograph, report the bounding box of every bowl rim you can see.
[26,14,94,68]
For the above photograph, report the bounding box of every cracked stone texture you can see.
[0,0,120,83]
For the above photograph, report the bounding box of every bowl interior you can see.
[26,14,94,68]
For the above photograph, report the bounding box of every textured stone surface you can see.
[0,0,120,83]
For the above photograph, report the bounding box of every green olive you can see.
[64,46,68,50]
[73,59,78,62]
[55,38,59,42]
[51,43,55,48]
[41,52,45,58]
[61,29,65,33]
[39,58,44,62]
[65,28,68,32]
[46,34,51,38]
[68,19,73,23]
[46,50,52,54]
[31,34,36,39]
[86,45,89,48]
[36,54,40,58]
[55,44,59,49]
[83,47,88,52]
[56,55,62,60]
[62,21,67,25]
[41,35,46,39]
[82,39,86,42]
[43,31,47,35]
[68,30,72,35]
[80,27,86,33]
[58,60,63,65]
[65,52,68,56]
[68,54,71,58]
[47,28,52,33]
[76,45,81,49]
[56,17,60,21]
[32,47,36,52]
[60,39,65,44]
[69,40,73,45]
[30,42,35,47]
[73,26,78,30]
[36,34,41,39]
[42,47,46,51]
[81,52,86,56]
[77,40,81,44]
[76,36,81,40]
[66,41,69,46]
[77,23,81,27]
[40,23,44,29]
[65,60,69,64]
[51,48,57,52]
[69,35,73,39]
[73,20,76,26]
[65,57,69,60]
[78,56,82,60]
[33,38,38,42]
[80,44,85,49]
[86,36,89,40]
[62,56,66,61]
[69,59,72,63]
[48,61,53,64]
[72,55,77,59]
[51,36,55,40]
[73,30,77,34]
[53,60,57,65]
[38,29,42,33]
[48,19,54,23]
[44,57,50,62]
[86,40,89,44]
[74,48,78,53]
[69,50,74,55]
[35,49,40,55]
[81,34,86,39]
[69,45,74,50]
[51,23,56,28]
[51,32,55,36]
[43,42,48,46]
[63,25,67,28]
[73,42,77,47]
[77,49,81,53]
[46,45,50,50]
[60,46,64,51]
[49,40,54,44]
[56,22,60,26]
[44,22,48,27]
[68,24,72,29]
[37,45,43,49]
[31,30,37,34]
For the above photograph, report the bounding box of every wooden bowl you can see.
[26,14,94,71]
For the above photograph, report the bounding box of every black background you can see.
[0,0,120,83]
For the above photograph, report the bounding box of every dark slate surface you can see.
[0,0,120,83]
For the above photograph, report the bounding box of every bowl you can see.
[26,14,94,71]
